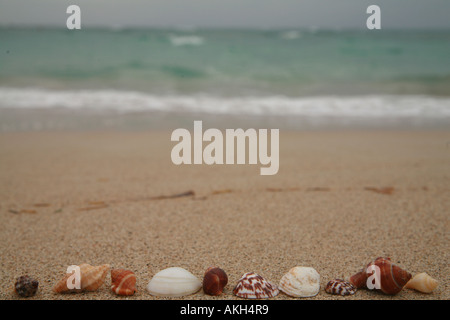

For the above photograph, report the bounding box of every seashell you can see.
[53,263,110,293]
[278,266,320,298]
[202,267,228,296]
[233,272,279,299]
[350,257,411,295]
[14,275,39,297]
[349,270,367,289]
[405,272,438,293]
[325,279,357,296]
[147,267,201,297]
[111,269,137,296]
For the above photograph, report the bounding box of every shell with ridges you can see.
[233,272,279,299]
[147,267,201,297]
[405,273,438,293]
[325,279,356,296]
[53,263,110,293]
[279,266,320,298]
[111,269,137,296]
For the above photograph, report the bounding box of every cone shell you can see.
[405,273,438,293]
[325,279,357,296]
[279,266,320,298]
[147,267,201,297]
[233,272,279,299]
[111,269,137,296]
[53,263,110,293]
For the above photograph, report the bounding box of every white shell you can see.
[279,266,320,297]
[147,267,202,297]
[405,272,438,293]
[233,272,279,299]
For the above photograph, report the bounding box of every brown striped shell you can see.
[111,269,137,296]
[325,279,356,296]
[349,257,412,295]
[233,272,279,299]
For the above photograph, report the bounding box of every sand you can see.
[0,130,448,300]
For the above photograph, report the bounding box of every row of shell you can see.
[14,257,438,298]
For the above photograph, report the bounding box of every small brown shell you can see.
[325,279,356,296]
[233,272,279,299]
[203,267,228,296]
[15,275,39,297]
[111,269,137,296]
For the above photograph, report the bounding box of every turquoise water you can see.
[1,28,450,96]
[1,27,450,128]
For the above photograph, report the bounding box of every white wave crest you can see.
[168,35,204,46]
[1,87,450,119]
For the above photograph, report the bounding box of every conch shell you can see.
[349,270,368,289]
[53,263,110,293]
[233,272,279,299]
[147,267,202,297]
[349,257,411,295]
[111,269,137,296]
[279,266,320,298]
[405,272,438,293]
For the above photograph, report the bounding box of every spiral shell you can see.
[111,269,137,296]
[405,273,438,293]
[202,267,228,296]
[325,279,356,296]
[53,263,110,293]
[233,272,279,299]
[349,257,411,295]
[14,275,39,297]
[349,270,367,289]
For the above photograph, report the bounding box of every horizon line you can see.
[2,24,450,32]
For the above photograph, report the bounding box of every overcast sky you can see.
[0,0,449,29]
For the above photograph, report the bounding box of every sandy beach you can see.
[0,129,448,300]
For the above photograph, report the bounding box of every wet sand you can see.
[0,130,448,299]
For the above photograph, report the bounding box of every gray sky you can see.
[1,0,449,29]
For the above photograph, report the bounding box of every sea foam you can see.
[1,87,449,120]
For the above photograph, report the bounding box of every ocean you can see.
[1,27,450,130]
